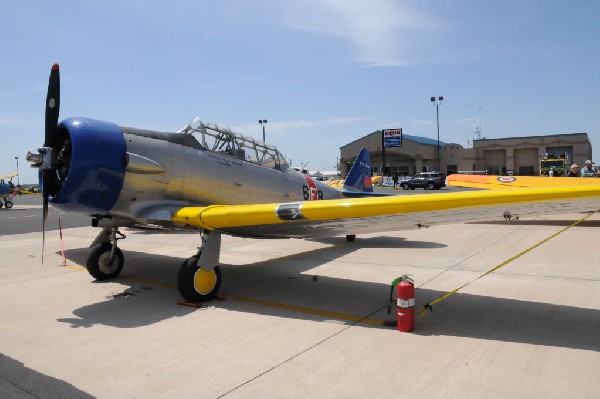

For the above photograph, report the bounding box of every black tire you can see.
[0,201,3,208]
[346,234,356,242]
[177,256,221,302]
[5,201,13,209]
[402,183,409,190]
[427,182,435,190]
[86,243,124,280]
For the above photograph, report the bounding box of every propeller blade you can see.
[42,63,60,264]
[42,188,48,265]
[45,64,60,147]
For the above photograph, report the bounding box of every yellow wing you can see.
[446,174,600,189]
[324,175,382,189]
[0,173,18,181]
[17,189,42,196]
[172,184,600,237]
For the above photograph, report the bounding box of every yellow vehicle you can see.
[540,154,570,177]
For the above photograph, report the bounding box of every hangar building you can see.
[339,131,592,177]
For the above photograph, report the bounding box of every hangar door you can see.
[514,148,538,175]
[483,149,506,175]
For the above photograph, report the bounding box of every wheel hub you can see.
[98,252,120,274]
[193,269,217,295]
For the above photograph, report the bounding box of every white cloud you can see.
[278,0,440,66]
[269,116,367,133]
[409,118,434,127]
[234,116,367,138]
[454,117,480,126]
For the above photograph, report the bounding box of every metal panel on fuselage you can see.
[110,130,343,221]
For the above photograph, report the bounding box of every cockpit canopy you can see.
[178,117,288,171]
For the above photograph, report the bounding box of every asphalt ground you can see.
[0,195,89,235]
[1,190,599,398]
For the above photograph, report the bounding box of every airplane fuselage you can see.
[45,117,343,229]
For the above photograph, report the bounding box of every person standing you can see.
[581,160,595,177]
[568,164,580,177]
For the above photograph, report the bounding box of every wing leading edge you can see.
[172,185,600,232]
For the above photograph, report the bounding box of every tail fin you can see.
[342,148,384,196]
[344,148,373,192]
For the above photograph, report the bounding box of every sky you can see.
[2,0,599,183]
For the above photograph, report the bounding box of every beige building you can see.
[340,131,592,177]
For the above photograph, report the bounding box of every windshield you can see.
[541,160,565,168]
[178,117,288,170]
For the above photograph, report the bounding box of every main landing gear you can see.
[177,230,222,302]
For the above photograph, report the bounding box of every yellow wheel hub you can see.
[193,268,217,295]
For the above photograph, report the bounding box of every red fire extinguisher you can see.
[389,275,415,332]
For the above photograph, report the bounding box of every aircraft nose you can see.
[45,117,127,215]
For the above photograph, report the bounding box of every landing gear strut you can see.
[86,228,126,280]
[177,230,222,302]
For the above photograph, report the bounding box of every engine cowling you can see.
[46,117,127,215]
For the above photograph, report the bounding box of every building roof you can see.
[404,133,446,146]
[473,132,588,142]
[340,130,445,149]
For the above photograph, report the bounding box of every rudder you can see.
[343,148,373,192]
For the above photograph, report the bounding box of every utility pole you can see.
[430,96,443,171]
[258,119,267,142]
[15,156,19,185]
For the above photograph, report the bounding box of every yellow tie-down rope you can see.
[417,209,600,319]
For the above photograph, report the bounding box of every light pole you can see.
[15,156,19,186]
[258,119,267,142]
[430,96,443,171]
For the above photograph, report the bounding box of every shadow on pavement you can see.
[0,353,94,399]
[57,236,600,353]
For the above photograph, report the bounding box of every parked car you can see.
[401,172,446,190]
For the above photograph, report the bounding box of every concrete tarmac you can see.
[1,200,599,398]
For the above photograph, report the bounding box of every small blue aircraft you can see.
[0,173,19,209]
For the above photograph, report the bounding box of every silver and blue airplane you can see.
[27,64,600,302]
